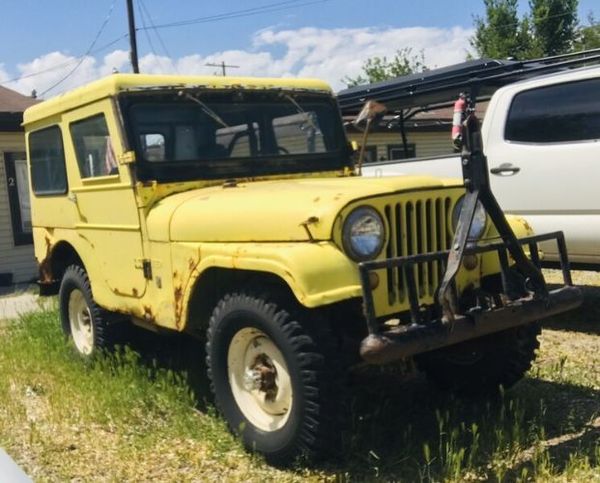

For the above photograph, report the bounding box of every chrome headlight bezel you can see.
[342,206,385,262]
[451,195,488,240]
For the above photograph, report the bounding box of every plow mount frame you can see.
[357,91,582,364]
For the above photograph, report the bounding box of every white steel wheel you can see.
[68,288,95,355]
[227,327,293,432]
[59,265,123,357]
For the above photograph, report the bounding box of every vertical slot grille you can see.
[384,196,453,307]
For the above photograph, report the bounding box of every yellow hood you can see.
[146,175,462,242]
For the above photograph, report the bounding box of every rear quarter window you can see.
[505,77,600,143]
[28,126,68,195]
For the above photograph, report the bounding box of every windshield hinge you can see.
[118,151,136,165]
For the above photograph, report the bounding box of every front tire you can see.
[206,292,338,465]
[416,322,541,396]
[59,265,122,357]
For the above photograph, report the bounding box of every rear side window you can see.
[505,78,600,143]
[29,126,68,195]
[71,114,118,178]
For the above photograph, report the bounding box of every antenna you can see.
[205,61,240,76]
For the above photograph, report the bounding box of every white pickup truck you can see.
[363,66,600,268]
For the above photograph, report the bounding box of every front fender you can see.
[173,241,361,330]
[198,241,361,306]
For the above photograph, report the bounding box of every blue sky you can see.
[1,0,598,95]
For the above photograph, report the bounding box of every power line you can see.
[139,0,173,59]
[39,0,117,96]
[137,0,331,30]
[2,0,332,88]
[137,0,158,57]
[0,34,128,87]
[475,7,580,30]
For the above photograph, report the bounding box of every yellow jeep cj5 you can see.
[24,74,580,464]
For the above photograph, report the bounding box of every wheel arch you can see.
[39,240,85,295]
[183,267,296,336]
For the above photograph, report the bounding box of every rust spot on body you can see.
[38,235,54,283]
[174,285,184,328]
[142,305,154,321]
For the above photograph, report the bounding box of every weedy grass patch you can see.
[0,271,598,481]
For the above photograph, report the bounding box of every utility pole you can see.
[126,0,140,73]
[205,61,240,76]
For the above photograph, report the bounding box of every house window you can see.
[29,125,68,195]
[362,145,378,164]
[4,152,33,245]
[388,143,416,160]
[71,114,118,177]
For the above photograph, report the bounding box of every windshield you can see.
[120,89,349,182]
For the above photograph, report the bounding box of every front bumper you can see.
[358,231,583,364]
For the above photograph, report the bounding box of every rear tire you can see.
[416,322,541,396]
[206,292,340,465]
[59,265,123,357]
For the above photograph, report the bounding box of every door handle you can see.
[490,163,521,176]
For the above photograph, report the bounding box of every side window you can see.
[70,114,118,178]
[29,126,68,195]
[505,78,600,143]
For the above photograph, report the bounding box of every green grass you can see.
[0,276,599,481]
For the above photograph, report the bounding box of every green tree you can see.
[529,0,579,56]
[574,13,600,50]
[343,48,426,87]
[471,0,532,59]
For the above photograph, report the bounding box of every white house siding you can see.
[0,132,36,283]
[347,131,454,162]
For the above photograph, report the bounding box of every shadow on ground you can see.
[545,284,600,335]
[121,323,599,480]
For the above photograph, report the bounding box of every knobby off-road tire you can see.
[206,292,341,465]
[416,322,541,396]
[59,265,124,357]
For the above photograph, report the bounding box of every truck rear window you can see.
[505,77,600,143]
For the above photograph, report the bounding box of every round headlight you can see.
[342,206,385,261]
[452,196,488,240]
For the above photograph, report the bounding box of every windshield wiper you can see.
[179,91,230,128]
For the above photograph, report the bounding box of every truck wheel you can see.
[206,292,338,465]
[416,322,541,396]
[59,265,121,357]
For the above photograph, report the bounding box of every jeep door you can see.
[484,75,600,265]
[63,100,148,298]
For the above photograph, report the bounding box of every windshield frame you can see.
[118,88,351,183]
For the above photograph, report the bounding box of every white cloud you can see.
[0,64,9,83]
[2,25,474,98]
